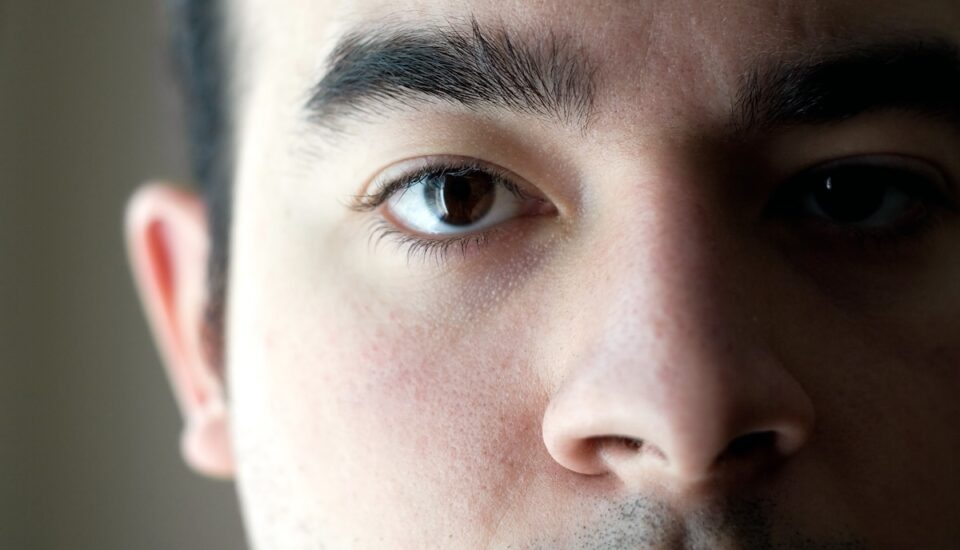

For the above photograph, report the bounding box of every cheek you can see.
[329,294,549,491]
[229,254,557,542]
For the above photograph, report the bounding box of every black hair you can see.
[168,0,230,363]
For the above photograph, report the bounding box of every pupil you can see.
[813,168,887,223]
[430,172,495,226]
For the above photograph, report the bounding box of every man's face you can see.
[223,0,960,547]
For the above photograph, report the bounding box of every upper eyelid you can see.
[789,153,950,183]
[348,156,532,212]
[790,154,953,197]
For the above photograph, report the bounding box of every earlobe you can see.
[125,183,235,478]
[182,397,234,479]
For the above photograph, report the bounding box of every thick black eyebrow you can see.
[734,37,960,134]
[305,19,596,131]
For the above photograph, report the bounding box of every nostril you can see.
[597,436,667,461]
[717,430,779,463]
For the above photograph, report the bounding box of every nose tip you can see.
[542,374,815,487]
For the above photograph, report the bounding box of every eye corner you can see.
[347,191,385,213]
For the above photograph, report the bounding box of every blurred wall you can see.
[2,1,246,548]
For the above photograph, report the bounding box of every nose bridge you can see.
[586,187,738,386]
[542,191,814,485]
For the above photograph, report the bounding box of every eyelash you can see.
[351,160,528,211]
[351,160,532,264]
[366,220,492,265]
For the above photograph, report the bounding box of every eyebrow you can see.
[734,37,960,134]
[305,19,596,132]
[306,24,960,139]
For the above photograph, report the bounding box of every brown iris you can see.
[812,169,888,223]
[425,170,496,226]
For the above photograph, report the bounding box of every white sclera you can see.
[387,175,528,236]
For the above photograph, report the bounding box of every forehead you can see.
[230,0,960,129]
[231,0,960,63]
[234,0,960,40]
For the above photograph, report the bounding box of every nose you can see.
[542,349,815,485]
[541,204,815,488]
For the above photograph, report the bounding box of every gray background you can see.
[2,1,247,548]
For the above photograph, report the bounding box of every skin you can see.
[127,0,960,548]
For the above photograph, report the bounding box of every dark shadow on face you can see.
[521,495,868,550]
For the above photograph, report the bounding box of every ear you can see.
[125,183,234,479]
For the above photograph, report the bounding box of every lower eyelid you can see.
[367,220,497,265]
[368,197,557,267]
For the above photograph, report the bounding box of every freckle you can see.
[263,330,276,350]
[324,331,338,347]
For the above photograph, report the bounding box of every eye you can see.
[366,161,549,237]
[770,155,952,236]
